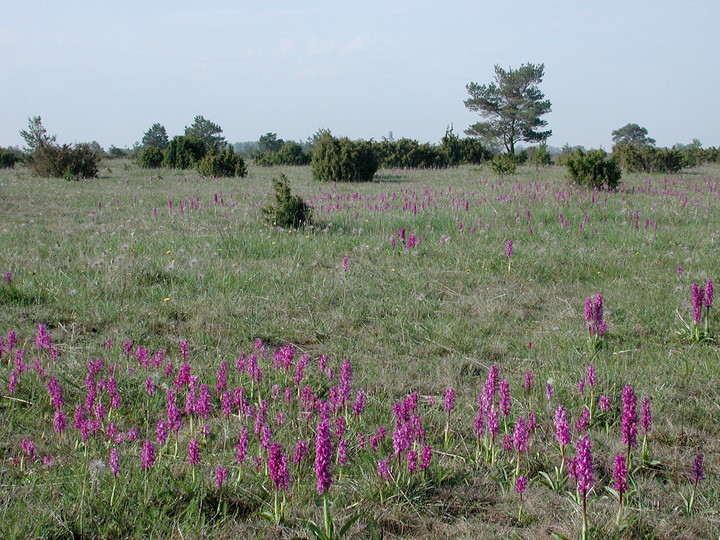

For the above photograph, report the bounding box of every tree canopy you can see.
[258,132,284,153]
[464,63,552,155]
[184,116,226,152]
[141,123,169,150]
[20,116,56,152]
[611,123,656,146]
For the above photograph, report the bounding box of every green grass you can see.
[0,160,718,538]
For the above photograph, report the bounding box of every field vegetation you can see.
[0,159,718,538]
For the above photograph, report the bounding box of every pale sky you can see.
[2,1,718,150]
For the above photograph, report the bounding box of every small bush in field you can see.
[0,147,22,168]
[19,117,100,179]
[255,142,311,167]
[163,136,207,169]
[489,153,517,175]
[138,147,164,168]
[31,143,101,180]
[612,143,683,174]
[261,173,313,228]
[565,148,621,189]
[531,142,553,166]
[196,148,247,177]
[311,134,378,182]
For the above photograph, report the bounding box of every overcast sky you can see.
[2,1,718,150]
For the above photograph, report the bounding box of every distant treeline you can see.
[3,117,719,178]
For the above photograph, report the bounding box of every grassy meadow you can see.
[0,160,718,538]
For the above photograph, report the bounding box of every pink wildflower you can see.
[140,441,156,470]
[214,466,228,489]
[314,420,332,494]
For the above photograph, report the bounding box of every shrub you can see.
[529,143,553,166]
[18,116,100,179]
[138,147,164,168]
[163,136,207,169]
[275,142,311,165]
[254,142,311,167]
[260,174,313,228]
[196,149,247,177]
[489,153,517,175]
[457,137,491,164]
[373,138,448,169]
[30,143,101,180]
[311,134,378,182]
[565,149,621,189]
[0,147,21,168]
[651,148,683,174]
[253,151,277,167]
[612,143,683,173]
[108,146,129,159]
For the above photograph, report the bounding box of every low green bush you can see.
[138,147,164,168]
[566,148,621,189]
[612,143,683,173]
[260,173,313,228]
[255,142,311,167]
[311,134,378,182]
[163,136,207,169]
[196,149,247,177]
[30,143,101,179]
[0,147,21,168]
[489,153,517,175]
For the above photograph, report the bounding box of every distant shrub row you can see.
[138,136,247,178]
[0,147,22,169]
[254,142,311,166]
[612,143,684,174]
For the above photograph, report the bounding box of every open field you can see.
[1,161,719,538]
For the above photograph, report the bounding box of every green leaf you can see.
[337,513,362,537]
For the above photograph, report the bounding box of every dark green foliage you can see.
[440,126,491,166]
[610,124,684,173]
[30,143,101,180]
[650,148,683,173]
[255,142,311,166]
[529,142,553,166]
[107,145,129,159]
[184,116,226,152]
[138,147,164,168]
[163,136,207,169]
[612,143,683,173]
[673,141,720,167]
[304,128,332,152]
[253,152,275,166]
[261,173,313,228]
[457,137,492,164]
[555,144,585,166]
[465,63,552,155]
[440,126,463,166]
[19,117,100,179]
[141,123,169,150]
[0,147,22,168]
[311,134,378,182]
[276,142,311,165]
[258,132,284,153]
[373,138,448,169]
[565,148,621,189]
[489,153,517,175]
[612,123,656,146]
[196,148,247,177]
